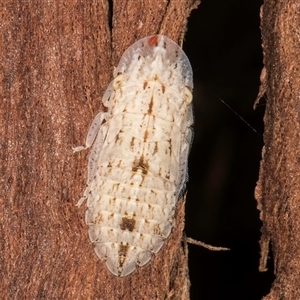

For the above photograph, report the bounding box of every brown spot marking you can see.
[120,216,136,231]
[158,167,162,177]
[148,96,154,114]
[143,81,148,89]
[109,197,116,206]
[168,139,172,155]
[130,137,135,149]
[115,130,123,143]
[143,129,149,142]
[153,142,158,155]
[153,223,161,235]
[112,183,120,191]
[95,212,103,223]
[161,83,166,93]
[118,243,130,267]
[150,189,156,196]
[132,155,149,174]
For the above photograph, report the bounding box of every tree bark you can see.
[0,1,199,299]
[255,0,300,298]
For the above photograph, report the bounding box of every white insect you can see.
[74,35,193,276]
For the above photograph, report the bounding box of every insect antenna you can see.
[216,95,262,138]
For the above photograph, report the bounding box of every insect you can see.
[74,34,193,276]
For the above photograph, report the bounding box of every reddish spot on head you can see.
[148,36,158,47]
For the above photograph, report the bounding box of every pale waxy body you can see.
[74,35,193,276]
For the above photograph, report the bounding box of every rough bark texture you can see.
[0,1,199,299]
[255,0,300,298]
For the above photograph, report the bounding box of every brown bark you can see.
[0,1,199,299]
[255,0,300,298]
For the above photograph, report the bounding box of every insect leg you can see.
[73,112,107,152]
